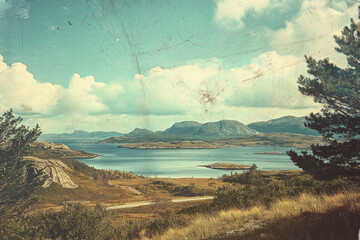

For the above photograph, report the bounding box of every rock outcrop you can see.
[26,141,100,159]
[24,156,78,188]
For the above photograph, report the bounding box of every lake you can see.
[50,139,302,178]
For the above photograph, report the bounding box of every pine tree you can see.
[287,7,360,178]
[0,109,45,227]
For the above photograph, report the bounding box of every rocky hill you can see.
[195,120,258,137]
[163,121,203,136]
[24,141,101,188]
[247,116,319,135]
[126,128,160,138]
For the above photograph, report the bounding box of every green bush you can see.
[150,180,215,197]
[61,158,137,181]
[223,164,265,186]
[213,175,360,210]
[12,203,118,240]
[3,203,192,240]
[145,212,188,238]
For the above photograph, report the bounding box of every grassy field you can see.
[112,200,213,221]
[28,167,360,240]
[34,167,298,209]
[155,192,360,240]
[33,163,303,218]
[33,168,226,211]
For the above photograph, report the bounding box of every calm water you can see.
[51,139,301,178]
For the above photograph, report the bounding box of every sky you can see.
[0,0,358,133]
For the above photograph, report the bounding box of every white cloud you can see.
[61,74,108,115]
[0,55,124,117]
[129,51,320,118]
[214,0,287,29]
[131,62,220,115]
[0,55,62,115]
[223,51,317,109]
[271,0,358,66]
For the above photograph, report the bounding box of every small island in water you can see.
[201,162,252,170]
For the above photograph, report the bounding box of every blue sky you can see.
[0,0,358,133]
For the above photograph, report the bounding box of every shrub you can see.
[213,174,360,210]
[16,203,118,240]
[149,180,216,197]
[145,212,188,238]
[223,164,265,186]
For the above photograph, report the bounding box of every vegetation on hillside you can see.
[3,203,124,240]
[0,109,46,235]
[146,180,216,197]
[60,158,137,181]
[3,202,191,240]
[214,174,360,210]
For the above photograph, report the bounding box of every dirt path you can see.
[106,196,214,210]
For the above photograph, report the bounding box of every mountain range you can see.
[41,116,319,143]
[39,130,124,141]
[98,120,259,143]
[121,116,316,139]
[101,118,303,144]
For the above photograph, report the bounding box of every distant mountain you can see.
[126,128,160,138]
[39,130,124,140]
[195,120,258,137]
[98,120,259,144]
[247,116,319,135]
[163,121,203,136]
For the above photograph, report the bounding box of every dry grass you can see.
[154,192,360,240]
[33,171,224,214]
[33,169,146,209]
[112,200,213,221]
[109,177,226,189]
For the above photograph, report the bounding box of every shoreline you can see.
[117,141,229,149]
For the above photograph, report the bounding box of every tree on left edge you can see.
[0,109,46,226]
